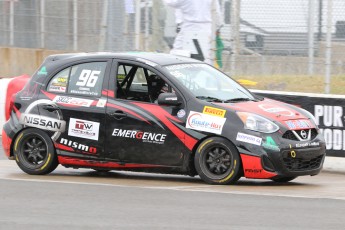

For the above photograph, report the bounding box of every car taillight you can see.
[6,93,16,121]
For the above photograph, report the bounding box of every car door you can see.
[104,60,188,166]
[36,59,112,159]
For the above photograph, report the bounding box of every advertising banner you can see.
[253,90,345,157]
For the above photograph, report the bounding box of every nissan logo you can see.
[300,130,308,139]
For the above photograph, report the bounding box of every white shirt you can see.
[165,0,221,25]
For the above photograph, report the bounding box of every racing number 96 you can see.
[76,70,100,87]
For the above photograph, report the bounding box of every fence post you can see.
[325,0,333,94]
[135,0,141,50]
[308,0,315,76]
[73,0,78,51]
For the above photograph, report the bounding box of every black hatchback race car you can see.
[2,52,326,184]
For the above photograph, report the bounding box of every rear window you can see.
[47,62,107,97]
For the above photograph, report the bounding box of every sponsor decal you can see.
[203,106,226,117]
[296,142,320,148]
[136,58,157,67]
[71,69,100,96]
[262,136,280,151]
[38,66,48,75]
[20,114,66,132]
[112,128,167,144]
[285,119,312,130]
[68,118,100,141]
[177,109,186,118]
[59,138,97,154]
[314,105,345,150]
[236,132,262,146]
[165,97,178,101]
[186,111,226,135]
[245,169,262,174]
[49,86,66,93]
[53,96,93,107]
[259,104,295,117]
[96,99,107,107]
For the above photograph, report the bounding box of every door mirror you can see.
[157,93,181,106]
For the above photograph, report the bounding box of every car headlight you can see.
[237,112,279,133]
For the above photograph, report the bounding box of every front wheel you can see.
[13,128,58,175]
[194,137,242,185]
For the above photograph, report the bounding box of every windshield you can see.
[164,63,256,102]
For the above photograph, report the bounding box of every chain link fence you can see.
[1,0,345,93]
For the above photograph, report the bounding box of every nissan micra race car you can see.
[2,52,326,184]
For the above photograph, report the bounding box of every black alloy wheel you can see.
[14,128,58,175]
[194,137,242,184]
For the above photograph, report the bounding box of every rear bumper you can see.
[2,128,12,158]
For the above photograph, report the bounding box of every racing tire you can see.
[194,137,242,185]
[13,128,58,175]
[271,176,297,183]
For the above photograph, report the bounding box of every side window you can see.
[68,62,107,97]
[47,68,70,93]
[116,64,173,103]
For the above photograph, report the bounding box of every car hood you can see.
[216,98,315,129]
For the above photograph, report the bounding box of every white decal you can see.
[136,58,157,67]
[53,96,93,107]
[76,70,100,87]
[186,111,226,135]
[259,104,295,117]
[314,105,345,150]
[112,129,166,144]
[96,99,107,108]
[60,138,97,154]
[236,132,262,146]
[20,114,66,132]
[177,109,186,118]
[49,86,66,93]
[68,118,100,141]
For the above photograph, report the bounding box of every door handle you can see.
[42,105,59,112]
[110,111,127,120]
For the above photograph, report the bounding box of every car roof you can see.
[46,52,202,67]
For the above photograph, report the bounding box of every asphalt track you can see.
[1,140,345,229]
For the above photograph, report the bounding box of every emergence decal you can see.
[53,96,93,107]
[68,118,100,141]
[112,128,167,144]
[186,111,226,135]
[20,114,66,132]
[236,132,262,146]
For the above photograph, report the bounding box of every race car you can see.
[2,52,326,184]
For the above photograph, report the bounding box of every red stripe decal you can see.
[55,143,74,152]
[41,90,56,100]
[132,103,197,151]
[240,154,277,179]
[107,103,151,125]
[58,156,159,169]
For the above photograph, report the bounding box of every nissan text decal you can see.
[112,129,167,144]
[68,118,100,141]
[20,114,66,132]
[186,111,226,135]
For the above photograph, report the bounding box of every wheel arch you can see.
[189,135,244,177]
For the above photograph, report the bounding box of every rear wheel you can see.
[13,128,58,175]
[271,176,297,183]
[194,137,241,185]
